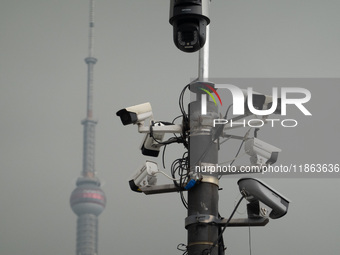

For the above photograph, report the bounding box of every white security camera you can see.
[245,138,281,165]
[116,102,153,125]
[140,122,165,157]
[129,161,159,193]
[238,178,290,219]
[169,0,210,53]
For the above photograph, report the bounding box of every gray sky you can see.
[1,1,339,255]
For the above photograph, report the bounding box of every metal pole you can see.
[199,25,209,113]
[198,24,209,80]
[187,2,221,253]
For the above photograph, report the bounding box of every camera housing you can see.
[140,122,165,157]
[245,138,281,165]
[116,102,152,125]
[238,178,290,219]
[169,0,210,53]
[129,161,158,193]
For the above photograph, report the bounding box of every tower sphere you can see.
[70,177,106,216]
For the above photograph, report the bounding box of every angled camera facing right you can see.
[238,178,290,219]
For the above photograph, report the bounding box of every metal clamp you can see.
[185,214,221,228]
[200,175,219,186]
[185,214,269,228]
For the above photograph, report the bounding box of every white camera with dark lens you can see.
[238,178,290,219]
[129,161,159,193]
[245,138,281,165]
[140,122,165,157]
[169,0,210,53]
[116,102,153,125]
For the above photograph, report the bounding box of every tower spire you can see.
[70,1,106,255]
[83,0,97,175]
[86,0,96,120]
[88,0,95,58]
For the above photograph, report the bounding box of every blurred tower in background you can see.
[70,1,106,254]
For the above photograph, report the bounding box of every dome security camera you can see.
[169,0,210,53]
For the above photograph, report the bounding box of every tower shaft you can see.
[83,56,97,177]
[82,117,97,177]
[76,214,99,255]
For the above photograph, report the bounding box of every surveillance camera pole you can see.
[198,26,210,80]
[187,4,221,254]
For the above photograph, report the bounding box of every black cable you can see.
[172,115,183,124]
[213,104,233,141]
[203,196,245,255]
[179,84,190,120]
[180,191,188,209]
[218,215,226,255]
[171,152,188,185]
[218,196,245,243]
[178,84,190,149]
[229,139,245,166]
[162,145,167,169]
[170,151,189,209]
[172,115,184,140]
[224,104,233,119]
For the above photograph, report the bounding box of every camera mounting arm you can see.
[138,121,183,134]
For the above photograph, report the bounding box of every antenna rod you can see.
[86,0,96,120]
[89,0,95,58]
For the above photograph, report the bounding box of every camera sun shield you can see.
[238,178,290,219]
[116,102,152,125]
